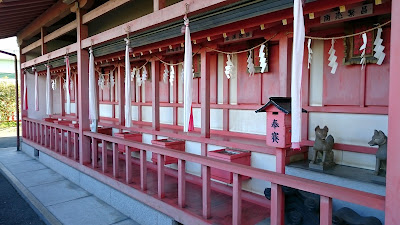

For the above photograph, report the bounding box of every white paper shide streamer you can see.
[247,50,255,76]
[359,33,367,69]
[124,38,132,128]
[136,68,142,87]
[141,66,148,84]
[307,39,313,69]
[224,54,234,79]
[183,14,194,132]
[374,28,385,65]
[170,65,175,86]
[88,47,98,132]
[259,44,267,73]
[65,56,71,114]
[51,79,57,90]
[46,65,53,116]
[34,67,39,111]
[328,39,338,74]
[163,63,169,83]
[290,0,305,150]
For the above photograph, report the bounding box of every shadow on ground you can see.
[0,136,17,148]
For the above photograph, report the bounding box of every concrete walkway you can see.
[0,147,140,225]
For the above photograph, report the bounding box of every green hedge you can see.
[0,81,16,122]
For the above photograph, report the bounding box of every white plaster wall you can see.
[132,105,138,121]
[142,106,152,122]
[99,104,113,118]
[64,102,76,114]
[185,141,202,176]
[309,40,324,106]
[217,54,224,104]
[177,107,200,128]
[141,82,146,103]
[308,112,388,170]
[52,85,61,115]
[210,109,223,130]
[242,153,276,194]
[26,73,47,119]
[229,110,266,135]
[177,107,183,126]
[115,106,119,119]
[160,107,173,125]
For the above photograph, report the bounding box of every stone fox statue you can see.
[311,126,335,165]
[368,130,387,176]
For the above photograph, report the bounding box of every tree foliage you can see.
[0,81,16,121]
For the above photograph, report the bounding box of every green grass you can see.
[0,121,17,129]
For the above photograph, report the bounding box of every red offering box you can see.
[53,120,72,126]
[151,139,185,165]
[114,132,142,153]
[69,123,79,128]
[43,118,58,122]
[208,149,251,184]
[97,127,113,135]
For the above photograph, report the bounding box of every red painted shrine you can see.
[2,0,399,224]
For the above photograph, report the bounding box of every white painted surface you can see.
[26,73,47,119]
[178,64,183,103]
[141,106,152,122]
[229,110,266,135]
[132,105,138,121]
[217,54,224,104]
[141,81,146,103]
[184,141,201,176]
[242,153,276,194]
[308,112,388,169]
[309,40,324,106]
[229,54,238,105]
[177,107,183,126]
[160,107,173,125]
[99,104,113,118]
[192,108,201,128]
[210,109,223,130]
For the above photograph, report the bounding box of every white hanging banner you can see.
[23,71,28,110]
[183,14,194,132]
[46,65,53,116]
[34,68,39,111]
[65,56,71,114]
[170,65,175,86]
[124,38,132,128]
[328,39,338,74]
[88,47,98,132]
[373,27,385,65]
[290,0,305,150]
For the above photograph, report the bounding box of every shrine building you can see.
[1,0,398,224]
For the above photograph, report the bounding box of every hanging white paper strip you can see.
[290,0,305,150]
[224,54,234,79]
[23,72,27,110]
[34,68,39,111]
[136,68,142,87]
[247,50,255,76]
[307,39,313,69]
[374,27,386,65]
[65,56,71,114]
[359,33,367,69]
[328,39,338,74]
[88,47,98,132]
[98,74,106,89]
[124,38,132,128]
[51,78,57,91]
[259,44,267,73]
[141,66,148,84]
[163,63,169,83]
[183,15,194,132]
[46,65,53,116]
[170,65,175,86]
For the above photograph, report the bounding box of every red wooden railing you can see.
[22,117,385,225]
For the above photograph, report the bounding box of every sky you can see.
[0,36,19,60]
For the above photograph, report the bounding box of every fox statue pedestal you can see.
[309,126,336,171]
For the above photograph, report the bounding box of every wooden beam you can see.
[17,0,72,42]
[200,50,210,138]
[77,8,91,165]
[44,20,76,43]
[81,0,242,48]
[117,65,125,126]
[153,0,166,11]
[21,40,41,54]
[82,0,130,24]
[41,27,47,55]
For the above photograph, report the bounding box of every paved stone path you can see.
[0,147,140,225]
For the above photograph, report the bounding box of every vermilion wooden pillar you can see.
[117,65,125,126]
[76,8,91,164]
[385,1,400,224]
[222,54,229,131]
[60,76,65,116]
[41,27,47,55]
[152,60,160,132]
[20,51,26,137]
